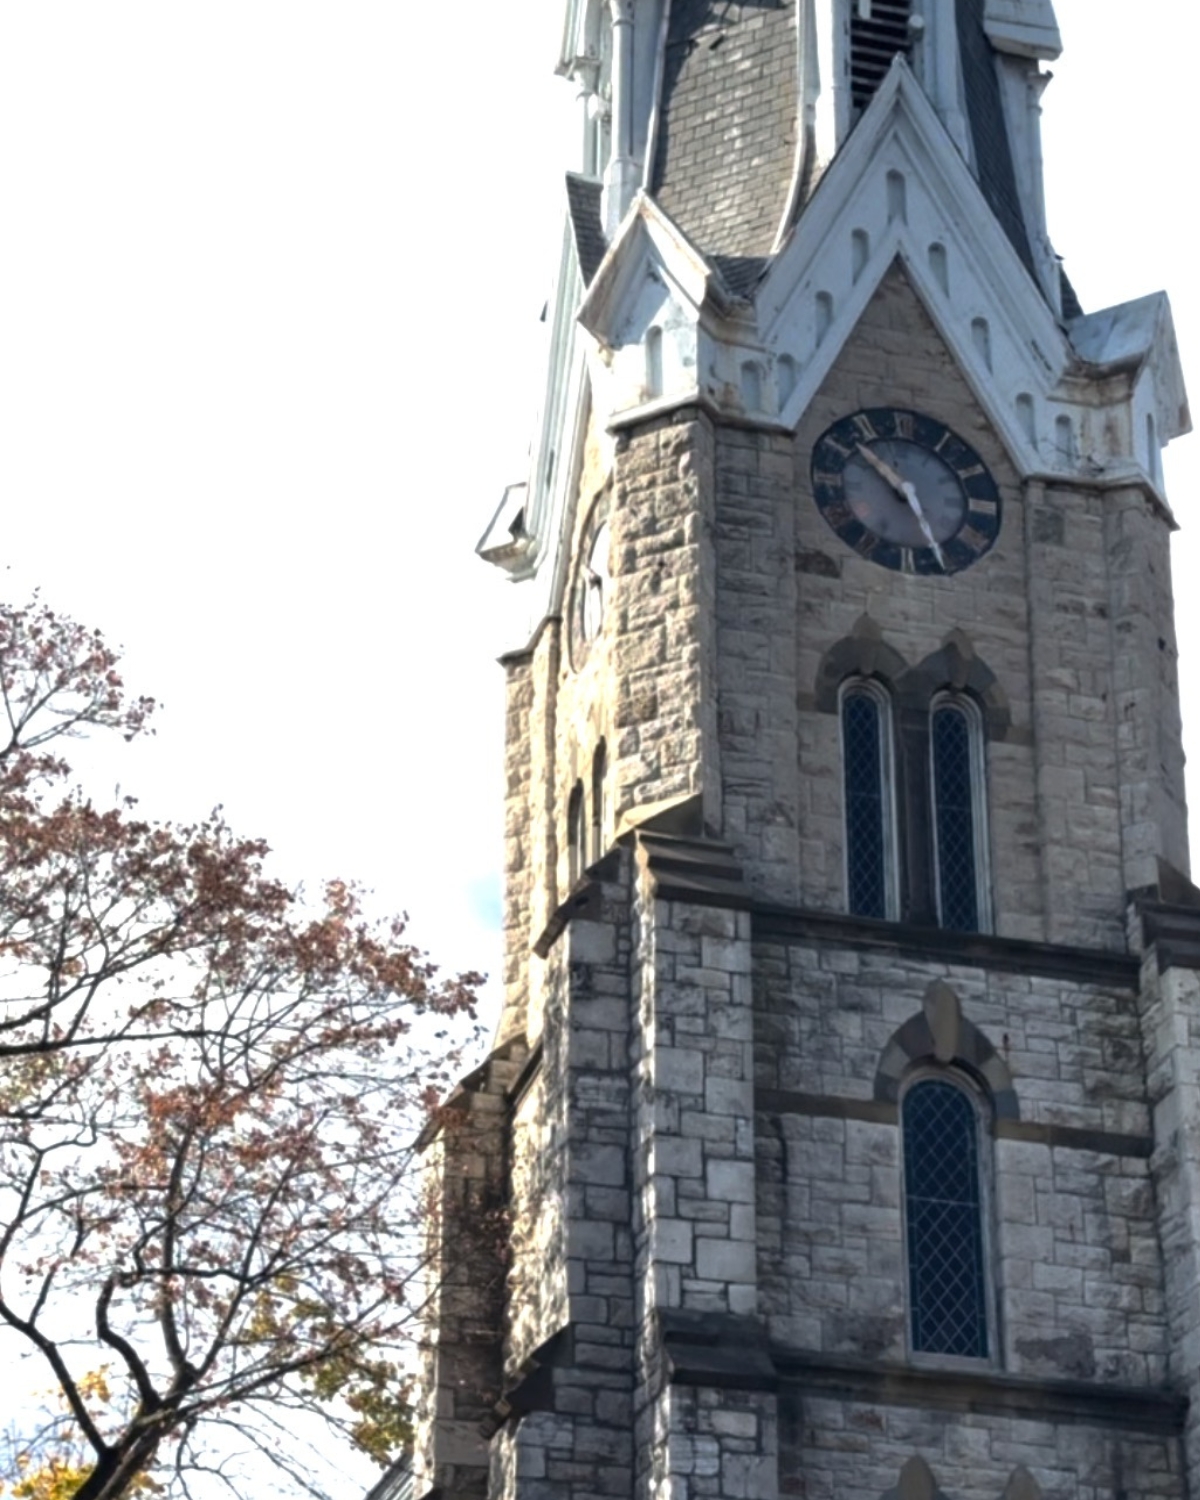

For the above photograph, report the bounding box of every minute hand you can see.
[855,442,909,494]
[855,444,946,571]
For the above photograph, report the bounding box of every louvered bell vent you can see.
[850,0,912,113]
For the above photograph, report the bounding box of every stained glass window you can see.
[931,700,986,932]
[842,687,892,919]
[904,1080,988,1359]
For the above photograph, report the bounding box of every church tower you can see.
[417,3,1199,1498]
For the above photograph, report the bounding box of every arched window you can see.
[840,681,897,920]
[567,781,587,887]
[590,740,607,865]
[930,695,990,933]
[903,1077,989,1359]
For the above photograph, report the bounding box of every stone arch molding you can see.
[815,622,1011,741]
[813,615,908,713]
[881,1458,1042,1500]
[898,631,1012,742]
[874,980,1020,1120]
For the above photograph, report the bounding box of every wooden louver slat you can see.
[850,0,912,111]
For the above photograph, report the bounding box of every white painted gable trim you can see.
[578,189,735,344]
[758,57,1066,474]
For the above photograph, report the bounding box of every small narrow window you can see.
[645,326,664,399]
[567,781,587,886]
[1055,414,1075,464]
[1147,412,1163,488]
[1016,393,1037,445]
[928,242,949,294]
[815,292,834,345]
[887,169,908,225]
[850,0,912,114]
[931,697,990,933]
[841,683,896,920]
[904,1079,989,1359]
[851,228,870,283]
[971,318,992,372]
[741,360,763,412]
[777,354,798,406]
[591,741,607,865]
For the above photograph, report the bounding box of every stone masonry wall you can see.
[770,263,1185,950]
[1139,954,1200,1484]
[754,938,1166,1388]
[629,875,778,1500]
[714,426,801,904]
[779,1395,1180,1500]
[788,265,1044,940]
[1103,486,1190,889]
[494,859,638,1499]
[607,412,722,833]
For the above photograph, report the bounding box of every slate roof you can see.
[566,173,607,286]
[651,0,798,266]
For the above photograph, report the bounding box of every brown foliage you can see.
[0,600,482,1500]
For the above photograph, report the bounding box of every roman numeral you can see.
[852,413,878,442]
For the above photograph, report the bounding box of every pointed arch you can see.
[897,635,1011,741]
[814,623,909,714]
[873,981,1019,1118]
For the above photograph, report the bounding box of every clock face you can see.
[811,408,1002,574]
[568,499,611,668]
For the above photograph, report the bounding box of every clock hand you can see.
[899,482,947,571]
[854,443,946,570]
[855,443,909,495]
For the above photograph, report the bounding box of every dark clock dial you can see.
[811,408,1001,574]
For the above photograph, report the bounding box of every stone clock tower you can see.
[415,3,1200,1498]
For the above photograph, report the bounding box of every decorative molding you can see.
[755,1087,1154,1160]
[752,905,1140,988]
[874,980,1019,1118]
[770,1347,1187,1434]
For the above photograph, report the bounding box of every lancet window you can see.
[930,695,990,933]
[840,681,898,921]
[902,1076,989,1359]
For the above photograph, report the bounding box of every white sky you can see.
[0,0,1195,1488]
[1,2,1196,1007]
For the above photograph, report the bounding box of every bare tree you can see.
[0,599,481,1500]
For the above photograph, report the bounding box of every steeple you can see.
[480,0,1185,604]
[421,9,1200,1500]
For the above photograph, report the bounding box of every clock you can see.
[811,408,1002,574]
[568,498,611,668]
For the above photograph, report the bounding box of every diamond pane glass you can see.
[843,692,888,919]
[932,705,980,933]
[904,1081,988,1359]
